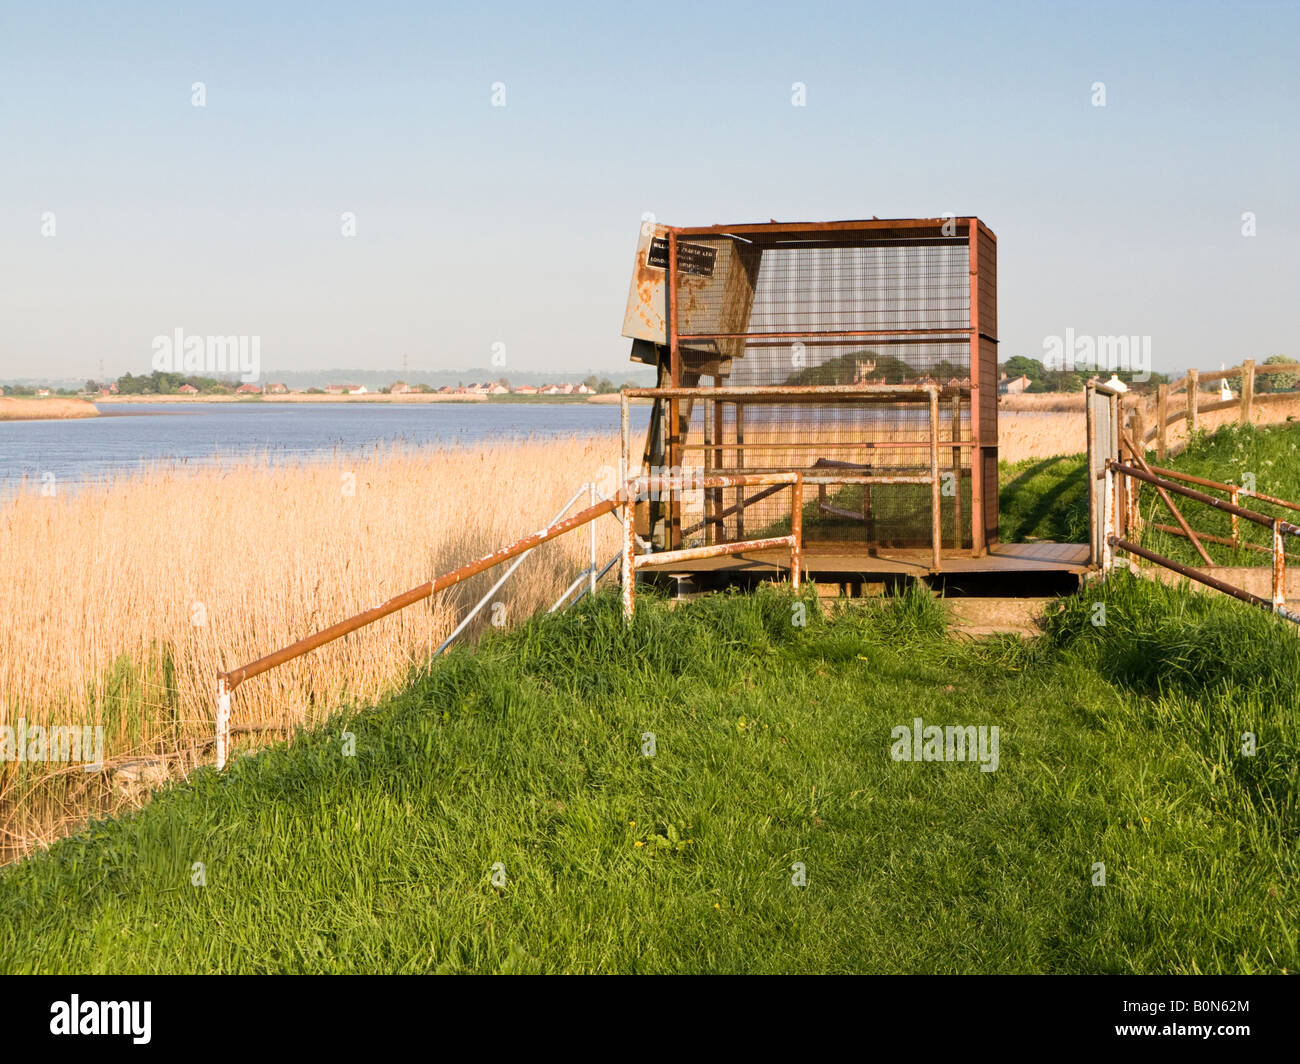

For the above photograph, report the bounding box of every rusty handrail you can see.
[1108,461,1300,535]
[214,472,812,769]
[1104,460,1300,625]
[220,493,623,694]
[213,491,629,767]
[619,472,804,622]
[1109,535,1300,625]
[1145,463,1300,515]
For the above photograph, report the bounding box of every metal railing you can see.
[1103,458,1300,625]
[213,473,806,769]
[620,471,804,621]
[620,384,950,568]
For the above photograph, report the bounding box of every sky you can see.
[1,0,1296,381]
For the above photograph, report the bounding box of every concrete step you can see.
[944,597,1056,639]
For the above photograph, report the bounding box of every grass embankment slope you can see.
[0,577,1295,974]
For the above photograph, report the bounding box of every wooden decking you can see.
[637,541,1092,579]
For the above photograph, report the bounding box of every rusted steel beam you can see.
[1110,461,1300,535]
[805,475,934,485]
[790,474,803,591]
[623,384,947,400]
[676,327,973,342]
[680,483,786,537]
[1117,433,1214,566]
[930,387,942,571]
[1149,522,1300,560]
[678,439,974,452]
[675,218,974,236]
[222,494,623,691]
[1147,464,1300,514]
[1109,535,1300,624]
[735,401,746,538]
[968,228,984,558]
[632,472,798,494]
[736,335,974,349]
[633,535,797,569]
[951,393,963,551]
[668,229,681,551]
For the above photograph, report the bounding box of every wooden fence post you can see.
[1241,359,1255,425]
[1187,368,1199,434]
[1156,383,1168,462]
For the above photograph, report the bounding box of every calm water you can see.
[0,402,648,490]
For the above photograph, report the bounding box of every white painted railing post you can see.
[1102,464,1115,576]
[589,481,598,598]
[215,677,231,770]
[621,482,636,624]
[1273,519,1285,612]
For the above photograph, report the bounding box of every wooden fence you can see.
[1130,359,1300,461]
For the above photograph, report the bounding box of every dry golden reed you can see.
[0,435,622,859]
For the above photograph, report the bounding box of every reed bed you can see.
[0,435,622,860]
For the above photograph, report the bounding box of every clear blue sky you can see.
[1,0,1296,380]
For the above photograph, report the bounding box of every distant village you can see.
[0,376,614,399]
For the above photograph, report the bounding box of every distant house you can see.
[575,383,593,395]
[487,382,508,395]
[325,383,365,395]
[513,385,538,395]
[35,389,50,397]
[540,384,563,396]
[177,383,199,395]
[998,373,1031,396]
[235,383,262,395]
[437,385,455,394]
[265,382,289,394]
[389,381,411,395]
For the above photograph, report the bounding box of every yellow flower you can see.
[633,841,644,848]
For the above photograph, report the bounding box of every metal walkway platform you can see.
[638,541,1090,577]
[636,541,1093,597]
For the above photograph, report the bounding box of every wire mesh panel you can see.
[630,219,997,559]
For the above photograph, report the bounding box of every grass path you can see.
[1,578,1295,974]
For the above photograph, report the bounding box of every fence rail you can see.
[1103,458,1300,626]
[1135,359,1300,461]
[214,472,807,769]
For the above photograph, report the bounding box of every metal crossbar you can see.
[1103,458,1300,625]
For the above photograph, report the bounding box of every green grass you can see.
[1141,422,1300,567]
[999,453,1089,542]
[1,579,1295,974]
[997,422,1300,563]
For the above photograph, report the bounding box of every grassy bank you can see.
[0,577,1294,974]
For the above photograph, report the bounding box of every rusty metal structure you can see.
[202,230,1300,773]
[621,217,1000,564]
